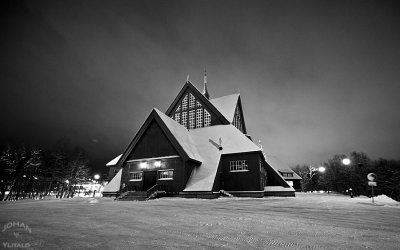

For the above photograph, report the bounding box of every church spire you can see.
[203,68,210,99]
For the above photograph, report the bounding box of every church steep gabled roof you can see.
[210,93,240,122]
[165,81,230,125]
[115,108,202,169]
[184,124,261,191]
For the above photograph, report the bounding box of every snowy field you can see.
[1,193,399,250]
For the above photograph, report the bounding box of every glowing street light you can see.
[342,158,351,166]
[94,174,100,181]
[309,165,326,192]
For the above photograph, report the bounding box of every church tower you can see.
[203,69,210,99]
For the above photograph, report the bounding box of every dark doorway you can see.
[143,171,157,191]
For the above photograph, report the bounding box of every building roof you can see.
[102,168,122,192]
[184,124,261,191]
[107,108,262,192]
[265,156,302,180]
[106,154,122,166]
[154,109,202,162]
[210,93,240,122]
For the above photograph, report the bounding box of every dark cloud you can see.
[1,0,399,170]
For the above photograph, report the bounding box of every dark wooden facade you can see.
[120,120,196,194]
[215,152,267,192]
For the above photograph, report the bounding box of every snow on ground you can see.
[0,193,399,249]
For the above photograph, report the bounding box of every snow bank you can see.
[374,195,398,204]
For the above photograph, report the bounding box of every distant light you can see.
[33,176,38,180]
[94,174,100,180]
[318,166,326,173]
[65,180,69,184]
[154,161,161,167]
[139,162,148,169]
[342,158,351,165]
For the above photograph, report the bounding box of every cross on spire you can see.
[203,68,210,99]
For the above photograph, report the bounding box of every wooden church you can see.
[103,74,296,199]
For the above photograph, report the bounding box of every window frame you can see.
[158,169,174,180]
[129,171,143,181]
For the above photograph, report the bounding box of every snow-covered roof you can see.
[106,154,122,166]
[184,124,261,191]
[210,93,240,122]
[154,109,202,162]
[264,186,295,192]
[265,156,302,180]
[102,168,122,192]
[105,108,263,192]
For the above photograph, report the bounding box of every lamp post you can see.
[93,174,100,197]
[308,166,325,192]
[341,157,354,197]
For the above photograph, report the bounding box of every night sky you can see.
[1,0,400,172]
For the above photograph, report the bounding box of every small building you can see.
[103,78,298,199]
[265,156,302,191]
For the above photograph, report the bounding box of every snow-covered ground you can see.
[0,193,399,249]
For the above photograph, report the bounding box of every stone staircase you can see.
[116,184,167,201]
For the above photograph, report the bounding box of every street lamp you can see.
[342,158,351,166]
[341,157,354,197]
[309,165,325,192]
[93,174,100,197]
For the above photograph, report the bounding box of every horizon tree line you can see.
[0,141,92,201]
[293,152,400,201]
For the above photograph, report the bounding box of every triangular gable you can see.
[115,108,201,169]
[210,94,247,134]
[210,93,239,122]
[165,81,230,126]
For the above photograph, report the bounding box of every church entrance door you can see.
[143,171,157,191]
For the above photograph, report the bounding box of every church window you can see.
[175,113,180,123]
[189,110,195,129]
[233,106,243,132]
[129,171,143,181]
[196,101,202,107]
[229,160,248,172]
[158,169,173,180]
[196,109,203,128]
[176,105,181,112]
[189,93,196,109]
[182,112,187,127]
[204,110,211,127]
[182,95,188,110]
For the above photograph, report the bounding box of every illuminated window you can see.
[139,162,148,169]
[182,112,187,127]
[158,170,173,180]
[189,93,196,109]
[196,101,202,107]
[175,113,180,123]
[196,109,203,128]
[182,95,188,110]
[129,171,143,181]
[204,110,211,127]
[189,110,195,129]
[154,161,162,167]
[229,160,248,172]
